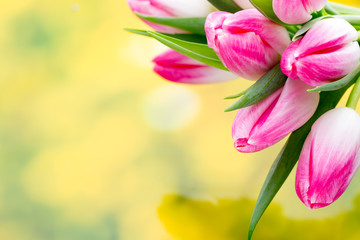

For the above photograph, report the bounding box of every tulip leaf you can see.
[147,31,228,70]
[124,28,207,43]
[207,0,242,13]
[248,82,354,240]
[135,13,207,35]
[293,16,332,41]
[249,0,284,25]
[224,91,247,100]
[308,65,360,92]
[224,64,286,112]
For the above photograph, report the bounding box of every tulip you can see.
[295,107,360,209]
[281,18,360,87]
[232,78,319,153]
[126,0,213,33]
[205,10,291,80]
[233,0,254,10]
[273,0,327,24]
[153,49,238,84]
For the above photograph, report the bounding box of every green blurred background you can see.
[1,0,360,239]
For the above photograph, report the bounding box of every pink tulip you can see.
[232,78,319,153]
[205,10,291,80]
[273,0,327,24]
[296,107,360,209]
[281,18,360,87]
[233,0,254,9]
[126,0,213,33]
[153,49,238,84]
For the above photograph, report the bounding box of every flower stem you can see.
[346,76,360,109]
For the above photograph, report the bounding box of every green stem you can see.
[327,2,360,15]
[346,76,360,109]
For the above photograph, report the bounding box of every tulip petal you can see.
[297,18,359,57]
[153,50,238,84]
[154,0,213,17]
[205,12,232,52]
[249,78,319,145]
[127,0,212,33]
[223,9,291,54]
[280,18,360,86]
[232,88,282,153]
[216,31,280,80]
[307,0,328,12]
[296,107,360,209]
[296,42,360,86]
[205,10,290,80]
[233,0,255,9]
[273,0,327,24]
[280,38,303,80]
[127,0,183,33]
[273,0,311,25]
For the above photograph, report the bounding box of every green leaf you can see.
[247,81,354,240]
[135,13,207,35]
[293,16,332,41]
[224,91,247,100]
[124,28,207,43]
[207,0,242,13]
[250,0,284,25]
[147,31,227,70]
[309,64,360,92]
[224,64,287,112]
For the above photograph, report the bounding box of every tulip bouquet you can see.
[125,0,360,238]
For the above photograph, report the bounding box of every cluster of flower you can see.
[126,0,360,210]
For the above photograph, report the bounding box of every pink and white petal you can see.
[306,0,328,12]
[296,108,360,209]
[273,0,311,24]
[127,0,186,33]
[127,0,174,17]
[205,12,233,52]
[154,64,237,84]
[154,0,213,17]
[233,0,255,9]
[153,50,238,84]
[232,88,282,153]
[281,38,303,79]
[223,9,291,54]
[249,78,319,145]
[296,42,360,86]
[217,31,280,80]
[298,18,358,57]
[295,131,313,208]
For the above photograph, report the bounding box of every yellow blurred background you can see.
[0,0,360,239]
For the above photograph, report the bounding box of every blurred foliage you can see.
[159,194,360,240]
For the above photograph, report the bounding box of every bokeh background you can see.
[1,0,360,239]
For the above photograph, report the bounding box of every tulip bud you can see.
[127,0,213,33]
[273,0,327,24]
[232,78,319,153]
[233,0,254,9]
[281,18,360,87]
[205,10,291,80]
[295,107,360,209]
[153,49,238,84]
